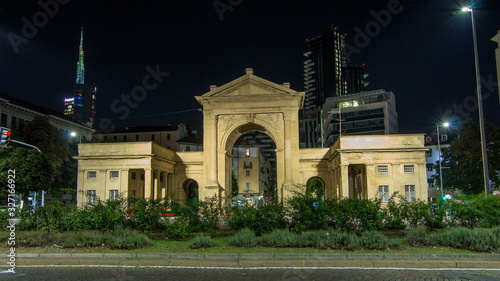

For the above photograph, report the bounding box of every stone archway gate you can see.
[195,68,305,201]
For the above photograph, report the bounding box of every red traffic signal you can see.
[1,127,11,146]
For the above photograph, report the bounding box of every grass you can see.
[2,235,484,255]
[1,228,497,256]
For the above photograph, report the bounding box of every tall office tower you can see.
[320,89,399,147]
[344,64,369,95]
[303,26,347,111]
[300,26,367,148]
[64,28,96,127]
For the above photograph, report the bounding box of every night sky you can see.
[1,0,499,135]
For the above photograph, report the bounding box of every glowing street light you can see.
[460,5,491,195]
[70,132,82,144]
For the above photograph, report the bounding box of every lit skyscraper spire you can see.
[75,27,85,85]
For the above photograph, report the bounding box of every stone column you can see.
[120,169,130,199]
[153,170,160,199]
[365,165,376,200]
[204,113,219,188]
[167,173,175,197]
[161,172,168,199]
[275,148,286,201]
[77,169,85,206]
[98,170,107,200]
[340,165,349,199]
[283,112,294,188]
[144,169,153,199]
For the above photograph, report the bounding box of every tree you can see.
[231,170,239,197]
[11,116,76,200]
[438,119,500,194]
[0,147,54,200]
[17,116,68,174]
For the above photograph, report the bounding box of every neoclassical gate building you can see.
[76,69,428,205]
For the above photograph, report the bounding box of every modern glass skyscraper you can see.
[303,26,347,111]
[64,28,96,128]
[300,26,368,148]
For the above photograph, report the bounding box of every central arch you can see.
[195,68,305,202]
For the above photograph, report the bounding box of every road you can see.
[2,266,500,281]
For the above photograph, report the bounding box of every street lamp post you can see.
[437,122,449,198]
[461,6,491,195]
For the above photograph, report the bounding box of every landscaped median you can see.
[2,192,500,270]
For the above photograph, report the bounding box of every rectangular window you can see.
[246,170,250,177]
[110,171,119,179]
[11,116,17,130]
[87,171,97,179]
[245,183,250,192]
[405,185,416,202]
[109,190,119,201]
[167,133,171,141]
[123,135,127,141]
[151,134,156,141]
[86,190,96,205]
[136,135,139,141]
[377,165,388,174]
[0,113,7,127]
[378,185,389,203]
[404,165,415,173]
[244,160,252,169]
[131,172,136,180]
[140,173,145,181]
[425,150,432,157]
[426,163,434,172]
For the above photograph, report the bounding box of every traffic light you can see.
[1,127,11,146]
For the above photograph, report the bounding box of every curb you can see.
[15,253,500,261]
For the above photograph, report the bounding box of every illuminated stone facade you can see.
[76,69,428,205]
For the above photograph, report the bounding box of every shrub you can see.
[328,198,383,231]
[408,227,500,253]
[323,231,361,250]
[19,201,76,231]
[425,203,448,230]
[382,193,437,230]
[165,216,190,240]
[78,199,126,231]
[105,231,151,249]
[446,194,500,228]
[359,231,389,250]
[288,192,331,232]
[432,228,495,252]
[406,229,430,246]
[261,229,297,247]
[296,231,327,248]
[195,196,223,233]
[126,198,168,232]
[230,228,259,247]
[382,194,406,230]
[225,203,287,235]
[189,235,212,249]
[1,230,151,249]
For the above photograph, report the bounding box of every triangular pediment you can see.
[201,68,298,98]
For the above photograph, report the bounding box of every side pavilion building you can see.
[75,69,428,205]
